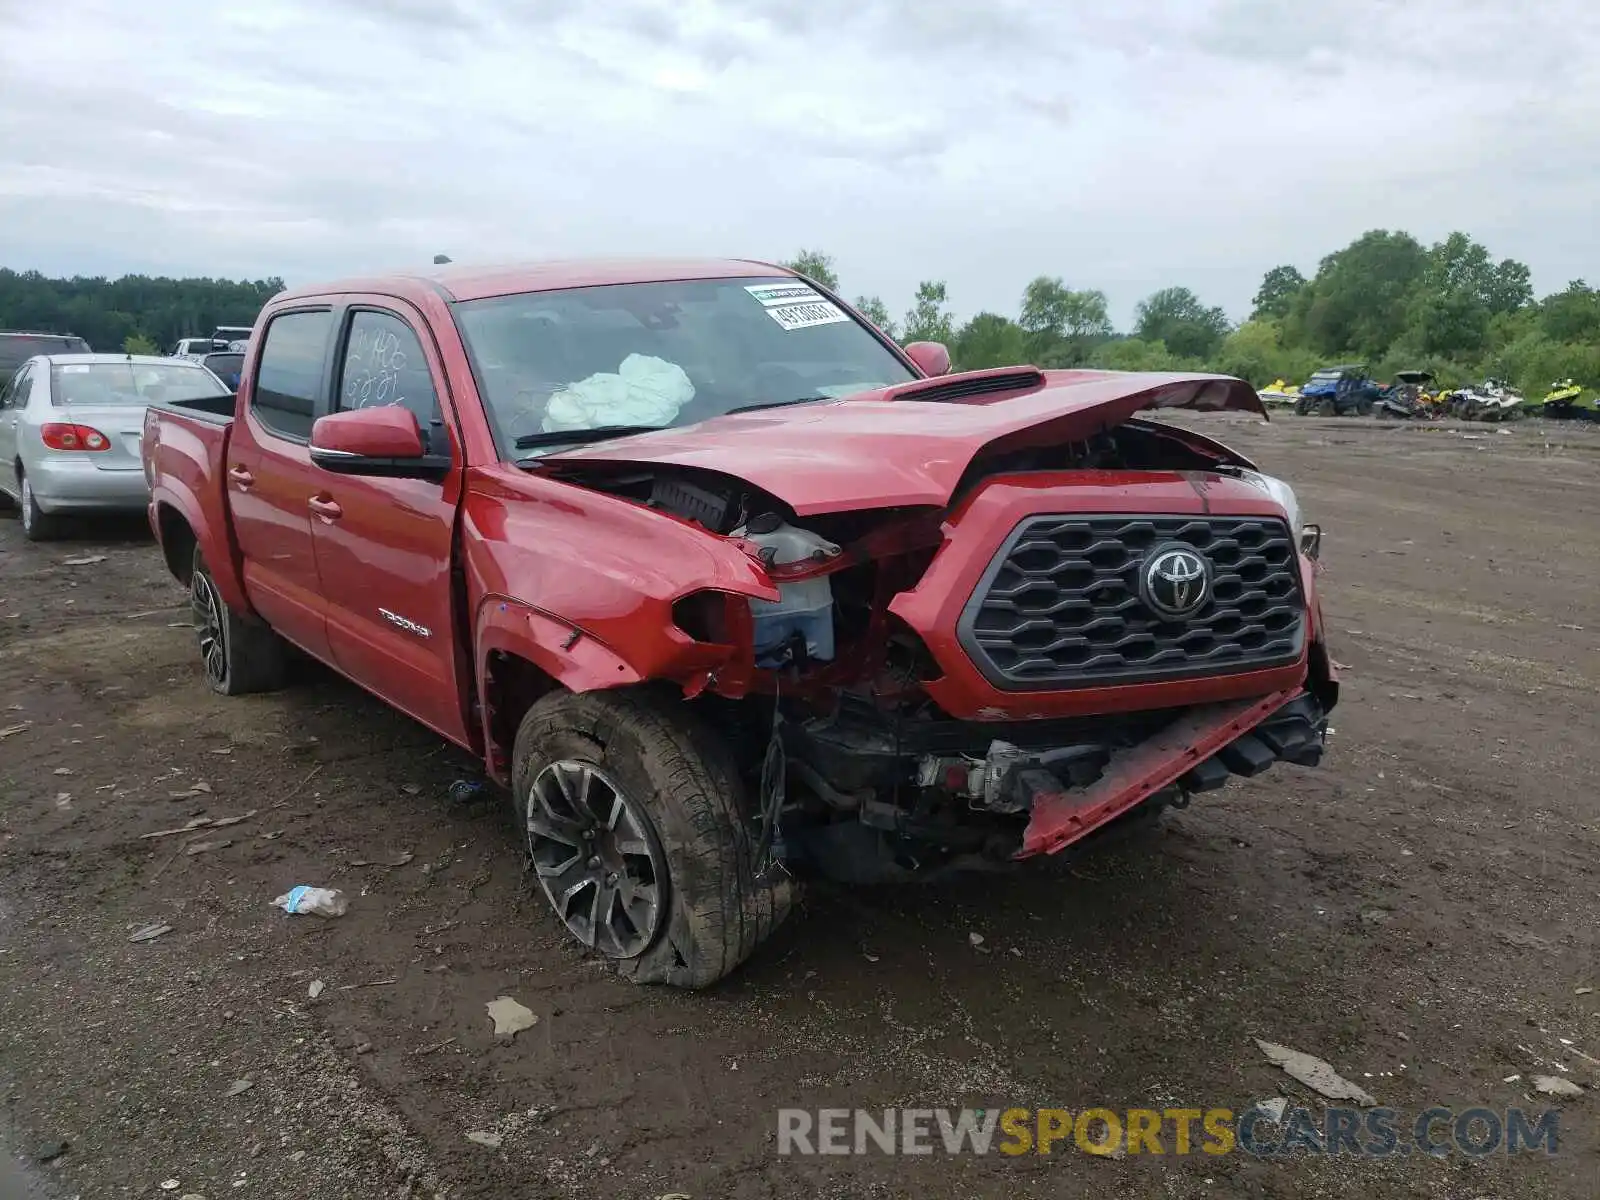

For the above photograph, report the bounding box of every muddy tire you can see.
[511,689,794,988]
[190,546,287,695]
[18,472,61,542]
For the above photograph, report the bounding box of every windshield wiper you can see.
[723,396,826,415]
[512,424,664,450]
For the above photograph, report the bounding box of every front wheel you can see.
[190,546,287,695]
[511,690,794,988]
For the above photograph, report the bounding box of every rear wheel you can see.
[18,472,60,542]
[511,690,794,988]
[190,546,287,695]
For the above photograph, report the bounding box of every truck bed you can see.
[142,397,242,606]
[152,392,236,423]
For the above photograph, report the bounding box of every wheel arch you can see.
[477,596,646,782]
[156,502,199,586]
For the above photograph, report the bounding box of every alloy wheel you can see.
[191,571,227,685]
[526,760,666,958]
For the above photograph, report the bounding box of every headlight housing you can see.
[1236,469,1301,531]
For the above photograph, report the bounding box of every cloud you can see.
[0,0,1596,325]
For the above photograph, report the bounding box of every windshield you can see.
[452,277,915,454]
[50,361,226,407]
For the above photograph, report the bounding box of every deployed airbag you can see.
[542,354,694,432]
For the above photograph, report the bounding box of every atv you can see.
[1374,370,1436,420]
[1447,379,1525,422]
[1295,364,1381,416]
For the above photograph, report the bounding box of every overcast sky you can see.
[1,0,1594,326]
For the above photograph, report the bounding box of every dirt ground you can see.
[1,414,1597,1200]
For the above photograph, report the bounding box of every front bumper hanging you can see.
[1018,688,1329,858]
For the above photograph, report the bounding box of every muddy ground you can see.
[1,415,1597,1199]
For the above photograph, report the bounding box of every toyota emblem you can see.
[1140,544,1211,620]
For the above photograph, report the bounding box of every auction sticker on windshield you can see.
[745,282,825,307]
[745,282,852,331]
[765,300,850,331]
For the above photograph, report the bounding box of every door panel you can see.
[310,302,471,746]
[226,309,336,662]
[0,366,27,492]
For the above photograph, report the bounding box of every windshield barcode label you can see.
[765,300,849,331]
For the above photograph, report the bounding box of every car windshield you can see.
[452,277,916,455]
[50,361,225,407]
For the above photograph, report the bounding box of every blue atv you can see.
[1294,364,1381,416]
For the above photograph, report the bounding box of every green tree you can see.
[1132,287,1231,360]
[1211,319,1317,386]
[1251,265,1307,320]
[0,269,282,354]
[1086,337,1185,373]
[901,281,954,344]
[1425,232,1532,315]
[780,249,839,291]
[853,295,897,338]
[1285,230,1429,357]
[123,333,160,355]
[1539,280,1600,343]
[1408,290,1490,358]
[1017,277,1112,365]
[953,312,1027,370]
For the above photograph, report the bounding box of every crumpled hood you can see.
[546,368,1263,515]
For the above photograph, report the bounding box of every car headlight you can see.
[1235,469,1303,536]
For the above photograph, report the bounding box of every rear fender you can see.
[150,486,251,616]
[143,407,253,614]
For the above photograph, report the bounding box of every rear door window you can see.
[1,364,31,409]
[252,311,334,441]
[334,309,440,429]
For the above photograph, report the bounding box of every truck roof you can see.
[274,257,796,305]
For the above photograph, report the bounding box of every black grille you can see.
[958,514,1306,689]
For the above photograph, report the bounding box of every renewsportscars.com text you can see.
[776,1105,1561,1158]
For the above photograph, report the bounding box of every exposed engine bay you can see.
[544,415,1335,884]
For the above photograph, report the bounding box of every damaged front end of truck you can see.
[524,367,1338,885]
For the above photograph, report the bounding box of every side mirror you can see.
[904,341,952,377]
[309,406,451,480]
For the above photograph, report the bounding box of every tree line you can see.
[4,232,1596,398]
[785,231,1600,397]
[0,269,285,356]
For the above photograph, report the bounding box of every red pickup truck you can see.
[142,259,1337,987]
